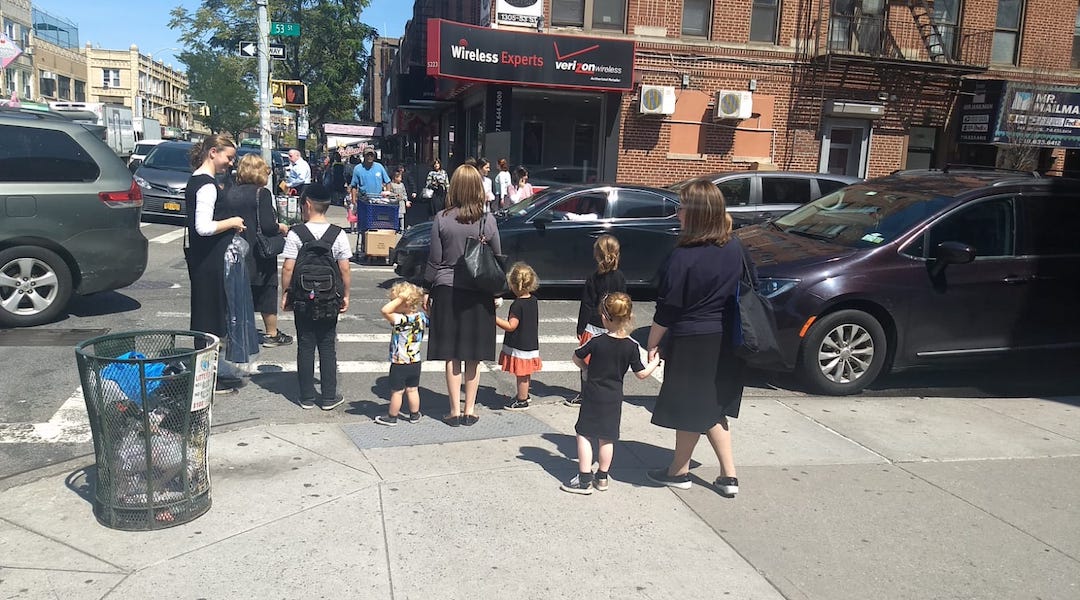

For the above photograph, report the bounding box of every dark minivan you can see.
[738,169,1080,395]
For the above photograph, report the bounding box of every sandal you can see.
[442,414,461,427]
[462,414,479,426]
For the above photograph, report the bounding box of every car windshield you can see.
[143,145,192,171]
[773,184,957,248]
[500,188,558,217]
[134,143,158,155]
[666,175,717,192]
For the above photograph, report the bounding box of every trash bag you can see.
[222,235,260,368]
[100,352,168,404]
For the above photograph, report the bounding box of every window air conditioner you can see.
[714,90,753,120]
[639,85,676,115]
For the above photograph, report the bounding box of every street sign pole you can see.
[257,0,272,189]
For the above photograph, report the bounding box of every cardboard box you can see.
[364,229,399,257]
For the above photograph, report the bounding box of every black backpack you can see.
[289,224,344,320]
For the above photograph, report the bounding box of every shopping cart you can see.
[352,198,400,264]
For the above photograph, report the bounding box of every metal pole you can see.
[257,0,273,192]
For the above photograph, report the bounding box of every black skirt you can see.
[651,333,745,432]
[426,285,496,361]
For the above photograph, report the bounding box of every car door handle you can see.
[1002,275,1031,284]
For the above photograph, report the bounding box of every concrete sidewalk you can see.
[2,390,1079,599]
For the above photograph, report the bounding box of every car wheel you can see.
[0,246,73,328]
[798,309,887,395]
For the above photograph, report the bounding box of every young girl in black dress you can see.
[566,235,626,406]
[496,262,541,410]
[561,293,661,494]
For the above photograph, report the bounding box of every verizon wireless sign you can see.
[426,19,635,92]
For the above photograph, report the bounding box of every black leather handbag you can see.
[253,190,285,259]
[460,218,507,295]
[734,250,781,366]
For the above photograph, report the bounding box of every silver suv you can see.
[0,107,148,327]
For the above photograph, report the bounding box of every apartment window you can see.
[992,0,1023,65]
[1072,10,1080,69]
[39,75,56,97]
[750,0,779,43]
[20,71,30,99]
[58,76,71,100]
[74,80,86,102]
[4,68,14,94]
[683,0,712,37]
[931,0,960,59]
[102,68,120,88]
[593,0,626,30]
[551,0,627,31]
[3,20,13,40]
[552,0,585,27]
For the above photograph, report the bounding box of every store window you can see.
[992,0,1023,65]
[551,0,626,31]
[102,68,121,88]
[1072,10,1080,69]
[750,0,779,43]
[682,0,712,37]
[906,127,937,170]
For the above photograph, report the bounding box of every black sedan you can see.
[393,185,682,287]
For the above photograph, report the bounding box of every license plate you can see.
[164,202,181,212]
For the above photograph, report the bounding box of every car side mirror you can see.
[532,214,551,229]
[929,241,975,277]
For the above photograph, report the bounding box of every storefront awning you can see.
[958,79,1080,149]
[426,19,635,93]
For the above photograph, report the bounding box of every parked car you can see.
[136,142,285,220]
[738,169,1080,395]
[527,165,598,192]
[127,138,167,173]
[393,184,682,286]
[668,171,861,227]
[0,107,148,327]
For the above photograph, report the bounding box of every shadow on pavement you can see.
[65,465,95,506]
[66,291,142,318]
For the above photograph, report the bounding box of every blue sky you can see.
[32,0,411,70]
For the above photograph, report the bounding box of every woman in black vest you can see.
[185,134,242,343]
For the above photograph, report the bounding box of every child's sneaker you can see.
[714,476,739,498]
[594,473,609,492]
[404,412,422,424]
[374,414,398,426]
[560,474,593,495]
[504,396,530,411]
[646,468,692,490]
[563,394,581,407]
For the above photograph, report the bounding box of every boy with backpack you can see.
[280,184,352,410]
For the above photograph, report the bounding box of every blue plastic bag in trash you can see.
[100,352,167,404]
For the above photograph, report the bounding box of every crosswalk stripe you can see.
[336,333,579,344]
[250,359,585,374]
[155,312,580,324]
[149,229,187,244]
[0,388,90,445]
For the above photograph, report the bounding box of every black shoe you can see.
[442,414,461,427]
[560,474,594,495]
[462,414,479,426]
[563,395,581,407]
[405,412,422,424]
[298,398,317,410]
[374,414,398,426]
[594,474,609,491]
[320,396,345,411]
[262,331,294,348]
[714,476,739,497]
[504,397,530,411]
[646,468,692,490]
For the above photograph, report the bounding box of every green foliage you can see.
[170,0,377,142]
[177,50,259,139]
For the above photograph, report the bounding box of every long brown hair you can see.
[188,133,235,170]
[593,234,620,274]
[677,178,732,247]
[448,164,485,223]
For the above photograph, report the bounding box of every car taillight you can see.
[99,180,144,208]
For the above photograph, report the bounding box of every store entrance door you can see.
[820,120,870,178]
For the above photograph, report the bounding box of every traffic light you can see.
[199,104,211,117]
[284,83,307,106]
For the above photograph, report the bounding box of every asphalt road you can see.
[1,212,1078,484]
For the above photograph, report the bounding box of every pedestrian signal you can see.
[284,83,307,106]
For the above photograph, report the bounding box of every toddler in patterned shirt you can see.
[375,282,428,425]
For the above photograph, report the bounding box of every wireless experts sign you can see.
[426,19,635,93]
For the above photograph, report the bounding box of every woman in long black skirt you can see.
[646,178,747,498]
[423,164,501,426]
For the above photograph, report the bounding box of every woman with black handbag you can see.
[228,154,293,348]
[645,179,746,498]
[423,164,502,427]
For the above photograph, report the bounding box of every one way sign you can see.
[237,41,286,60]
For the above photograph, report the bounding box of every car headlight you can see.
[757,278,799,298]
[133,175,150,189]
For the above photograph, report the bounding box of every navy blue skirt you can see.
[651,333,745,432]
[426,285,496,361]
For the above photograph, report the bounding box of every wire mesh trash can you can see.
[75,331,219,531]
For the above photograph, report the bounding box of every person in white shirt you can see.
[285,149,312,196]
[477,158,496,212]
[494,158,513,208]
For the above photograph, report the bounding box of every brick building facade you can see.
[385,0,1080,184]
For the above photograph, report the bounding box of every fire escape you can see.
[789,0,993,135]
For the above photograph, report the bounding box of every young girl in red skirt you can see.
[497,262,542,410]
